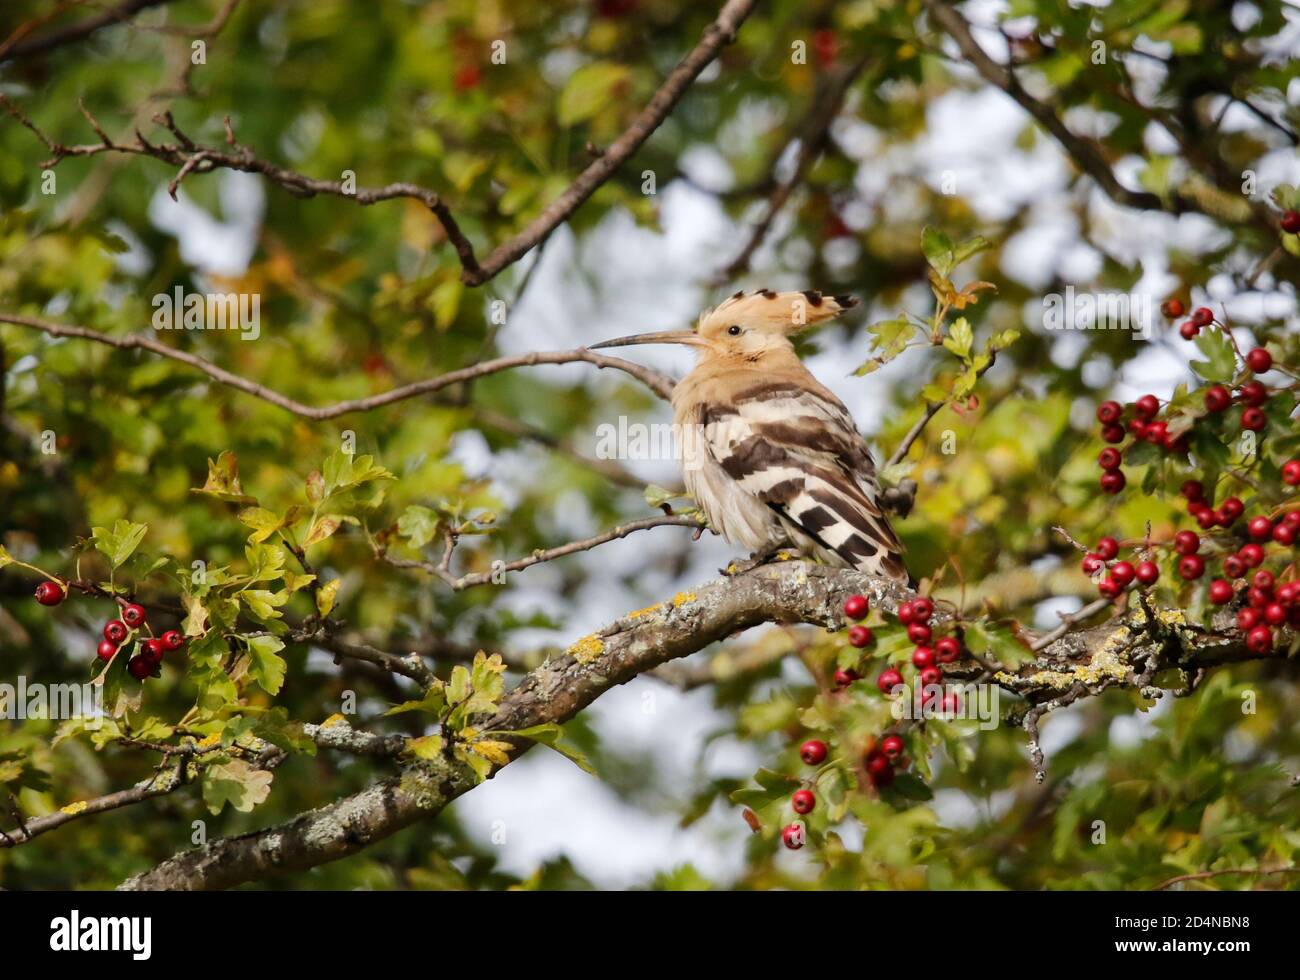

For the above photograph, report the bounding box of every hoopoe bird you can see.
[589,289,909,583]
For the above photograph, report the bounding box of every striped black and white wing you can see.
[698,382,908,583]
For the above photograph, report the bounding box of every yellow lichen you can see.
[321,713,348,728]
[197,733,221,748]
[60,801,87,816]
[671,591,697,607]
[568,634,605,664]
[626,603,663,620]
[1002,623,1138,690]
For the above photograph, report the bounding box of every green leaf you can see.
[1190,327,1236,382]
[202,759,273,814]
[886,771,934,802]
[951,234,992,267]
[942,317,974,360]
[501,723,598,776]
[921,226,955,277]
[316,578,341,618]
[558,62,630,126]
[384,683,448,719]
[397,505,440,548]
[0,545,12,569]
[91,519,148,569]
[192,450,257,505]
[244,635,287,695]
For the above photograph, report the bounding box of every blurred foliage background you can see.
[1,0,1298,890]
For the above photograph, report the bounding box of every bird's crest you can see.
[699,289,858,336]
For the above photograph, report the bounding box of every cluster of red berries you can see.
[1081,535,1162,598]
[1159,300,1215,341]
[97,603,185,680]
[1231,571,1300,654]
[33,581,184,681]
[873,598,963,714]
[780,731,911,850]
[1094,348,1275,495]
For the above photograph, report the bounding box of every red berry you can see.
[877,668,904,694]
[1110,561,1135,586]
[1179,321,1199,340]
[1253,570,1275,591]
[1096,401,1123,425]
[1264,603,1287,626]
[122,603,147,628]
[1247,586,1271,609]
[1248,516,1273,540]
[1283,460,1300,486]
[1220,497,1243,523]
[1191,307,1214,328]
[1237,608,1260,630]
[1101,470,1126,494]
[1283,210,1300,234]
[1274,522,1296,546]
[1173,530,1200,555]
[911,646,935,669]
[1134,394,1159,419]
[1081,553,1105,576]
[1098,576,1122,598]
[1178,554,1205,580]
[848,625,874,648]
[453,63,481,92]
[96,639,119,662]
[1101,424,1126,444]
[1237,381,1268,407]
[792,789,816,814]
[1180,480,1204,502]
[1098,447,1122,470]
[1204,385,1232,412]
[34,581,64,606]
[906,622,931,644]
[1145,421,1168,445]
[934,636,961,663]
[1208,579,1234,605]
[104,620,128,643]
[909,597,934,623]
[1246,625,1273,655]
[127,655,153,680]
[1096,537,1120,561]
[870,764,895,788]
[1135,561,1159,586]
[781,823,805,850]
[1240,404,1266,430]
[1222,555,1246,579]
[843,594,869,620]
[865,751,891,776]
[1196,508,1219,530]
[833,668,859,689]
[1239,543,1265,567]
[1279,582,1300,605]
[799,739,828,766]
[161,629,184,652]
[1245,347,1273,373]
[919,666,943,687]
[1161,298,1185,319]
[141,638,166,664]
[897,601,916,624]
[881,735,905,760]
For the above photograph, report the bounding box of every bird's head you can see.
[588,289,858,357]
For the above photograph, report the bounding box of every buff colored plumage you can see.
[589,289,909,583]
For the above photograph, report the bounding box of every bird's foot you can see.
[721,549,799,577]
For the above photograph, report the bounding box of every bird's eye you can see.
[727,325,742,336]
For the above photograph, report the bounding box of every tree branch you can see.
[0,0,175,64]
[0,311,676,413]
[116,559,1277,890]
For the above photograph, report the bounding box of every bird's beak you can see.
[588,329,705,350]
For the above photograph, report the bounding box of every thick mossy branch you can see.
[118,560,1273,890]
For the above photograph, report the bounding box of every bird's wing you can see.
[697,381,908,582]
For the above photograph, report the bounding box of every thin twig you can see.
[0,311,676,415]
